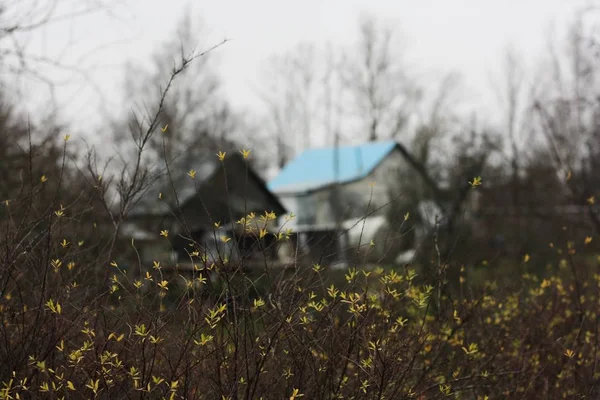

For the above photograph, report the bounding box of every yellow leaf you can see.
[588,196,596,205]
[187,169,196,179]
[64,134,71,141]
[290,388,304,399]
[585,236,593,245]
[67,381,75,391]
[217,151,226,161]
[109,332,125,342]
[40,175,48,183]
[160,230,169,238]
[240,149,251,159]
[150,335,163,344]
[461,342,479,355]
[453,309,461,323]
[85,378,99,394]
[564,349,575,358]
[541,279,551,288]
[45,299,62,314]
[469,176,482,187]
[523,254,530,263]
[161,124,168,132]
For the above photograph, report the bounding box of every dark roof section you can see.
[128,151,286,218]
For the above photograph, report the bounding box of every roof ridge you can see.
[268,140,399,194]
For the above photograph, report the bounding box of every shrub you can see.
[2,51,600,400]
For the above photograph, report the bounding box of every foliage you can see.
[3,92,600,398]
[3,159,600,399]
[4,12,600,399]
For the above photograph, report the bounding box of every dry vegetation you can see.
[1,147,600,399]
[0,65,599,399]
[4,4,600,400]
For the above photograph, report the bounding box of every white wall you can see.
[274,147,409,229]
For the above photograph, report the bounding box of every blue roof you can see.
[268,140,398,193]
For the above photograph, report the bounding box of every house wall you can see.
[273,148,411,265]
[277,194,312,228]
[343,148,407,213]
[292,148,408,227]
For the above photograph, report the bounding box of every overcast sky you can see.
[8,0,593,145]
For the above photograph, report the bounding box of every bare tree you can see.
[410,72,464,172]
[257,42,320,168]
[534,10,600,171]
[341,13,415,141]
[533,8,600,234]
[113,11,238,169]
[0,0,120,101]
[0,93,61,203]
[487,47,535,215]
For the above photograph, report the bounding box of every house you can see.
[120,150,287,275]
[268,140,427,266]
